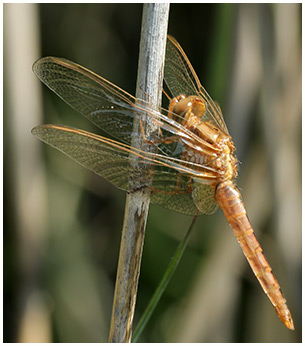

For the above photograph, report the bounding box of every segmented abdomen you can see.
[215,181,294,330]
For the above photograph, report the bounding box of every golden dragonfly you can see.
[32,35,294,330]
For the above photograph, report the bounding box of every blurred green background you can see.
[4,3,301,342]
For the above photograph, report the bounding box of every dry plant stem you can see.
[108,3,170,343]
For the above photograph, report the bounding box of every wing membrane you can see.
[32,124,218,215]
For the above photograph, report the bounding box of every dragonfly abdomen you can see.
[215,181,294,330]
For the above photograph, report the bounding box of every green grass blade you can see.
[132,214,198,342]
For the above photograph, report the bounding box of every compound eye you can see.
[192,98,206,117]
[173,96,193,116]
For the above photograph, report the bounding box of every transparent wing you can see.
[164,35,228,133]
[33,56,145,145]
[33,56,216,159]
[32,124,218,215]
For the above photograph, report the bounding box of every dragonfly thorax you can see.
[169,94,238,183]
[185,135,238,183]
[213,137,238,182]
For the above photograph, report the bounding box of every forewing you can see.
[165,35,228,133]
[32,124,209,215]
[33,56,213,160]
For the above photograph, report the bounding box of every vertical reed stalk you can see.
[108,3,170,342]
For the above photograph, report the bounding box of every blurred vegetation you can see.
[4,3,301,343]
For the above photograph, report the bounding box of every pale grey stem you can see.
[108,3,170,343]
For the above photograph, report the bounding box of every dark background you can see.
[4,3,301,342]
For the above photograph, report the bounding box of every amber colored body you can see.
[170,94,294,330]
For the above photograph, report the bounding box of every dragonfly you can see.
[32,35,294,330]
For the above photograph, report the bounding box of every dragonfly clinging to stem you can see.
[32,35,294,330]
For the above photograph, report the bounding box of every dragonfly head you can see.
[169,95,206,125]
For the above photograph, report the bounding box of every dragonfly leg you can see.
[175,172,193,194]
